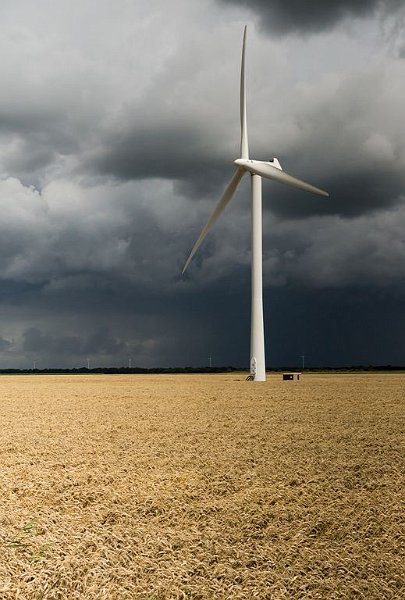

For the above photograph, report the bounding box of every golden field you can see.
[0,373,403,599]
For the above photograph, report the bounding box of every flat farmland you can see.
[0,373,403,599]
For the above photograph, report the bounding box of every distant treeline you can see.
[1,365,405,375]
[0,366,240,375]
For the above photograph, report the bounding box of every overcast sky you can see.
[0,0,405,369]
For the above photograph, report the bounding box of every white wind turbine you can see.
[182,27,329,381]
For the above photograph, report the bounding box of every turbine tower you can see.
[182,27,329,381]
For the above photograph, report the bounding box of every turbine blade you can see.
[240,26,249,159]
[182,168,245,274]
[248,161,329,197]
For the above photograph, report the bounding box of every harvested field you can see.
[0,373,403,599]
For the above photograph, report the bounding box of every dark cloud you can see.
[263,167,404,219]
[263,284,405,367]
[219,0,403,35]
[0,334,12,351]
[23,326,126,359]
[9,274,405,369]
[257,61,405,218]
[0,0,404,370]
[88,123,228,197]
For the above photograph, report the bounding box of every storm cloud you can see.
[0,0,404,369]
[219,0,404,35]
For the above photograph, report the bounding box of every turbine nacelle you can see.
[234,158,329,198]
[234,158,283,171]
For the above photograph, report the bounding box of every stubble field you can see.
[0,373,403,599]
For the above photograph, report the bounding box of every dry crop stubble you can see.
[0,373,403,599]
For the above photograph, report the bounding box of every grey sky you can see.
[219,0,404,35]
[0,0,404,368]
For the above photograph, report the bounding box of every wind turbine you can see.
[182,26,329,381]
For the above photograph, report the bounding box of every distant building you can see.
[282,372,301,381]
